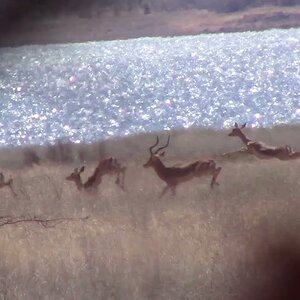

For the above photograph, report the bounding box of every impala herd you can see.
[1,122,300,198]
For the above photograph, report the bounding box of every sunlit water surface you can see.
[0,29,300,146]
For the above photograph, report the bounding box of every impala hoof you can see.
[211,182,220,189]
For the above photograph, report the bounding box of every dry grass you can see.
[0,125,300,299]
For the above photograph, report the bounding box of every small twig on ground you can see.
[0,215,89,228]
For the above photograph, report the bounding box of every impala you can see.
[66,157,126,191]
[144,135,222,198]
[0,172,16,196]
[223,122,300,160]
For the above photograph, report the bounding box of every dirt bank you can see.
[1,5,300,47]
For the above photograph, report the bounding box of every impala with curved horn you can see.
[66,157,126,191]
[223,122,300,160]
[144,135,222,198]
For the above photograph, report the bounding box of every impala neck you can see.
[152,158,168,179]
[237,130,252,146]
[74,177,84,190]
[83,168,103,189]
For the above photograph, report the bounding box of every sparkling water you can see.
[0,28,300,146]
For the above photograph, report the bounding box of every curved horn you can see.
[154,135,170,155]
[149,136,159,155]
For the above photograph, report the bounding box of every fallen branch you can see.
[0,215,89,228]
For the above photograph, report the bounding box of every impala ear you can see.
[241,122,246,129]
[79,166,85,173]
[234,122,238,128]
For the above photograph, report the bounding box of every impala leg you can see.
[116,167,126,191]
[120,167,126,191]
[170,185,176,197]
[114,168,125,191]
[210,167,222,188]
[159,185,170,199]
[9,185,17,197]
[115,173,120,186]
[222,147,250,158]
[6,178,17,197]
[115,175,125,191]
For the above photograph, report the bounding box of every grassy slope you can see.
[0,125,300,299]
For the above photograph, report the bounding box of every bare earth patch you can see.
[1,5,300,47]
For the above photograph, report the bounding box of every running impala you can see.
[66,157,126,191]
[144,135,222,198]
[0,172,16,196]
[223,122,300,160]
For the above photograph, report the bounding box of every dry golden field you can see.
[0,125,300,299]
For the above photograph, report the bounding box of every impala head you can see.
[144,135,170,168]
[0,172,13,187]
[66,166,85,182]
[228,122,247,137]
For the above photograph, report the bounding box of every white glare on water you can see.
[0,29,300,145]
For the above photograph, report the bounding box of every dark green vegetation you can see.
[0,126,300,299]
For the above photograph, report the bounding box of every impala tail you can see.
[289,152,300,160]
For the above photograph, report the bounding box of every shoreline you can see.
[1,124,300,169]
[1,5,300,47]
